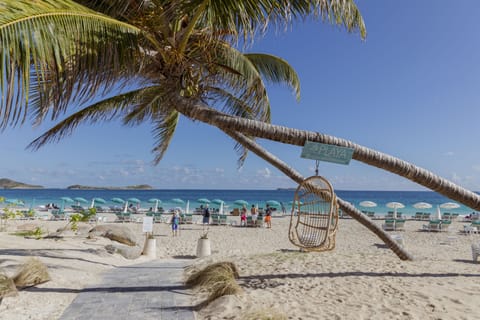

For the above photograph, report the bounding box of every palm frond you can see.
[27,87,158,150]
[151,110,180,164]
[183,0,366,43]
[0,0,142,129]
[245,53,300,101]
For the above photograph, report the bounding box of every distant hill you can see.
[67,184,153,190]
[0,178,44,189]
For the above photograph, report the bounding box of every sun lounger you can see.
[179,214,193,224]
[382,219,395,231]
[422,213,431,221]
[51,209,67,220]
[394,219,406,231]
[115,212,131,222]
[146,211,163,223]
[414,212,423,220]
[440,220,452,232]
[422,220,441,232]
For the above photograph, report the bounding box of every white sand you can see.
[1,214,480,319]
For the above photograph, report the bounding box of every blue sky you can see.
[1,1,480,190]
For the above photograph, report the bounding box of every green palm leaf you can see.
[0,0,141,129]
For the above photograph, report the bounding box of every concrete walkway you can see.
[60,259,196,320]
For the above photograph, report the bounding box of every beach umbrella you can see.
[234,200,248,207]
[266,200,281,208]
[170,198,185,205]
[413,202,432,209]
[148,198,162,213]
[197,198,210,204]
[127,198,141,204]
[74,197,88,205]
[60,197,74,211]
[90,197,106,208]
[185,200,190,214]
[111,197,125,204]
[386,202,405,219]
[434,205,442,220]
[440,202,460,209]
[211,199,224,205]
[359,201,377,208]
[219,201,224,215]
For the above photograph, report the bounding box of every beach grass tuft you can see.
[0,272,18,299]
[186,261,239,287]
[186,261,242,306]
[13,257,51,289]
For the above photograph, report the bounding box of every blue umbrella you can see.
[170,198,185,205]
[74,197,88,205]
[197,198,211,204]
[148,198,162,213]
[111,197,125,204]
[266,200,281,208]
[127,198,141,204]
[60,197,74,211]
[211,199,224,205]
[234,200,249,207]
[90,197,106,208]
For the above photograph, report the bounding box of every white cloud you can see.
[257,168,271,178]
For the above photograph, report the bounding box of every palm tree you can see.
[1,1,479,259]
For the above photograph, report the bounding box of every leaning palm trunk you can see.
[224,129,413,261]
[175,99,480,211]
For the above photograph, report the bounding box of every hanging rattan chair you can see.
[289,175,339,252]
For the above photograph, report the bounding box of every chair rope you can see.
[288,175,339,252]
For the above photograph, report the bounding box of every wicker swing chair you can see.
[288,175,339,252]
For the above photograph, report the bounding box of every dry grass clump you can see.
[12,257,51,289]
[186,261,239,287]
[242,310,288,320]
[185,261,241,306]
[0,272,18,299]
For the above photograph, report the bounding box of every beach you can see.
[1,213,480,319]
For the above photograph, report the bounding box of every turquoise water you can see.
[0,189,478,216]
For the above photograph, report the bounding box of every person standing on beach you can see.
[203,204,210,224]
[240,205,247,226]
[250,204,258,227]
[265,204,272,228]
[171,211,180,236]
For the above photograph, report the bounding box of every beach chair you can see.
[211,214,220,225]
[394,219,406,231]
[442,213,452,221]
[440,220,452,232]
[367,211,375,219]
[386,211,395,219]
[115,212,131,222]
[423,220,441,232]
[51,209,67,220]
[179,214,193,224]
[382,219,395,231]
[414,212,423,220]
[422,212,431,221]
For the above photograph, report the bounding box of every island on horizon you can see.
[0,178,44,189]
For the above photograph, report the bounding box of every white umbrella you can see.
[219,201,224,215]
[386,202,405,219]
[185,200,190,214]
[440,202,460,209]
[434,205,442,220]
[413,202,432,209]
[359,201,377,208]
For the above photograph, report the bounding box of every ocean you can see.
[0,189,478,217]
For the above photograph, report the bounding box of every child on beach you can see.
[240,205,247,227]
[250,204,258,227]
[265,204,272,228]
[171,211,180,236]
